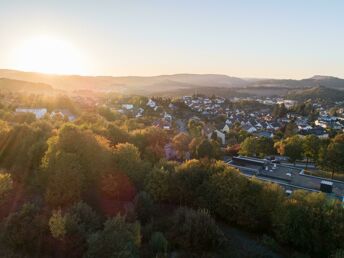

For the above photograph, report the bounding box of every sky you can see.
[0,0,343,78]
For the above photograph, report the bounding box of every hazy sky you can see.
[1,0,343,78]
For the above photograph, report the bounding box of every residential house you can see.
[15,108,47,119]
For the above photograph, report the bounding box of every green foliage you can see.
[319,134,344,177]
[98,106,121,122]
[275,136,304,164]
[1,203,45,254]
[134,192,154,224]
[144,168,170,202]
[287,86,344,103]
[195,138,221,159]
[113,142,150,187]
[86,215,141,258]
[303,135,320,163]
[101,172,136,201]
[272,103,287,118]
[273,191,344,257]
[284,121,298,137]
[44,152,85,207]
[42,124,113,207]
[172,132,191,160]
[0,172,13,201]
[66,201,102,236]
[187,118,204,137]
[207,166,284,231]
[129,127,168,164]
[168,207,225,253]
[331,249,344,258]
[0,123,52,181]
[49,209,67,240]
[107,123,130,145]
[149,232,168,255]
[173,159,211,206]
[239,136,258,156]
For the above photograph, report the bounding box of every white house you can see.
[222,124,230,133]
[147,99,157,108]
[208,130,226,145]
[15,108,47,119]
[51,109,76,121]
[122,104,134,110]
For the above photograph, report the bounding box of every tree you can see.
[66,201,102,237]
[1,203,45,254]
[272,103,287,118]
[49,209,67,240]
[42,124,113,207]
[257,137,275,157]
[144,168,170,202]
[101,172,136,201]
[239,137,258,157]
[107,123,129,146]
[196,139,215,159]
[168,207,225,253]
[0,172,13,201]
[275,136,303,165]
[240,137,274,158]
[130,127,168,164]
[273,191,344,256]
[44,152,85,207]
[319,134,344,178]
[172,132,191,160]
[113,143,150,187]
[173,159,211,206]
[0,123,52,182]
[207,166,253,226]
[187,118,204,137]
[134,192,154,224]
[284,121,298,138]
[86,216,141,258]
[149,232,168,255]
[303,135,320,168]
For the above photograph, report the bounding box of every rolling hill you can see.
[286,86,344,102]
[0,69,343,95]
[0,78,54,93]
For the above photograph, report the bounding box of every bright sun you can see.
[10,35,87,75]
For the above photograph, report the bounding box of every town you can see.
[5,91,344,202]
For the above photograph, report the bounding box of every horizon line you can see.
[0,67,341,81]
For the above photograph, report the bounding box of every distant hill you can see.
[249,75,344,90]
[0,69,247,93]
[0,69,343,94]
[0,78,54,93]
[286,86,344,102]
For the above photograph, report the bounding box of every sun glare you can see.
[10,35,87,75]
